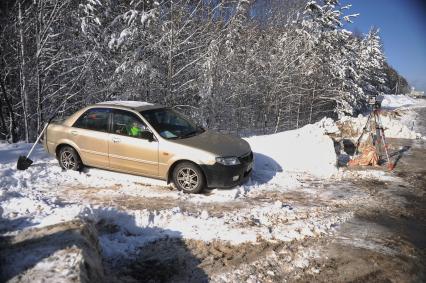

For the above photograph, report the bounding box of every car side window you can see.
[112,110,148,138]
[73,108,110,132]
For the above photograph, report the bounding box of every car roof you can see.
[95,101,164,112]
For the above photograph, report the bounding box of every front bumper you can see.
[200,152,253,188]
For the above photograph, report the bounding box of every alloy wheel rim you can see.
[61,151,76,170]
[177,168,198,191]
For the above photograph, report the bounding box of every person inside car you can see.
[128,121,142,137]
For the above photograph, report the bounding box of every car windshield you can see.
[141,108,204,139]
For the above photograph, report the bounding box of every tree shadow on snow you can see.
[0,219,105,282]
[0,208,208,283]
[0,217,35,234]
[0,144,47,165]
[89,207,209,282]
[0,192,37,233]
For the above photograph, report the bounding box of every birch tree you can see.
[0,0,412,142]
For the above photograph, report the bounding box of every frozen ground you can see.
[1,95,425,282]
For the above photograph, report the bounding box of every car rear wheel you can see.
[59,146,82,171]
[173,162,205,194]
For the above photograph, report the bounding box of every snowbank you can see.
[381,94,417,109]
[246,118,338,178]
[337,111,421,140]
[334,95,425,140]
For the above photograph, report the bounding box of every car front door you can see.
[108,109,159,177]
[71,108,111,168]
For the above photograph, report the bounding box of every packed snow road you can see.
[0,96,425,282]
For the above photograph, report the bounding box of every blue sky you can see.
[341,0,426,92]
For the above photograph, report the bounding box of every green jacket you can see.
[129,126,141,137]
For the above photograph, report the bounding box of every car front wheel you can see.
[173,162,205,194]
[59,146,82,171]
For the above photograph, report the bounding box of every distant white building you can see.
[410,87,424,98]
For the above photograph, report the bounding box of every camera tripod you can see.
[354,108,395,170]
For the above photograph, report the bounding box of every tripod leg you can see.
[355,113,372,155]
[373,110,382,154]
[376,112,394,170]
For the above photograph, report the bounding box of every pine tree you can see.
[359,28,389,97]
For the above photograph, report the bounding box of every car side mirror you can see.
[140,130,154,142]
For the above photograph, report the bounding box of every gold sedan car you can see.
[44,101,253,193]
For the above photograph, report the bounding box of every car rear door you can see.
[108,109,159,177]
[70,108,111,168]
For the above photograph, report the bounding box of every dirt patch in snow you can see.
[58,185,250,217]
[107,237,320,283]
[297,242,425,283]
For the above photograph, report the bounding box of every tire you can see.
[58,146,82,171]
[172,162,205,194]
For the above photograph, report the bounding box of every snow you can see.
[381,94,417,109]
[97,100,154,108]
[338,110,422,140]
[4,247,84,282]
[335,96,426,140]
[246,117,338,178]
[1,99,424,278]
[0,117,342,256]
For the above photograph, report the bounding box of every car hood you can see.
[170,130,251,157]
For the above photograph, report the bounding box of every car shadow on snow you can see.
[249,152,283,185]
[0,208,209,283]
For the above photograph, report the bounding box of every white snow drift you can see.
[381,94,417,109]
[246,118,338,179]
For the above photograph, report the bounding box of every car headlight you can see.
[215,156,241,166]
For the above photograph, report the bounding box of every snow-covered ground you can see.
[381,94,418,109]
[1,94,425,282]
[0,119,344,244]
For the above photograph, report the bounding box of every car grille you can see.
[239,151,253,164]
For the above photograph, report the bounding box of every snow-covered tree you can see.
[359,28,389,97]
[0,0,410,142]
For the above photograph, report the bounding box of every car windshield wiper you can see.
[182,130,198,138]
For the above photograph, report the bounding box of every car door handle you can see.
[112,137,121,143]
[71,130,78,136]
